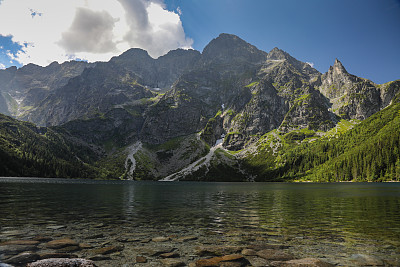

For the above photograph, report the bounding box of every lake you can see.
[0,178,399,266]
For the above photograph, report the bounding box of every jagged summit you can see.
[111,48,153,62]
[331,58,348,75]
[267,47,292,61]
[201,33,267,63]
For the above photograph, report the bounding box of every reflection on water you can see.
[0,178,399,265]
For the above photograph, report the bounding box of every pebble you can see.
[160,251,180,258]
[135,256,147,263]
[241,248,257,256]
[160,258,185,267]
[195,254,245,267]
[256,249,294,261]
[152,236,171,242]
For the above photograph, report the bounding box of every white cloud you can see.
[0,0,192,66]
[0,62,5,69]
[306,62,314,68]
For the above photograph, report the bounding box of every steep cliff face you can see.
[318,59,399,120]
[0,33,399,181]
[0,61,93,118]
[26,62,154,126]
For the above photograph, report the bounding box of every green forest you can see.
[1,93,400,182]
[244,94,400,182]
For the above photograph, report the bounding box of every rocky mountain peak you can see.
[331,58,348,75]
[267,47,291,61]
[201,33,267,63]
[111,48,154,64]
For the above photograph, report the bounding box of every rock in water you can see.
[27,258,97,267]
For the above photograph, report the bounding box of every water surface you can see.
[1,178,399,266]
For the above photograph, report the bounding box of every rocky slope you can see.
[0,33,399,181]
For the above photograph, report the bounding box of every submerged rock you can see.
[152,236,171,242]
[90,245,123,255]
[4,252,40,265]
[135,256,147,263]
[45,238,79,249]
[256,249,294,261]
[270,258,335,267]
[27,258,97,267]
[160,258,185,267]
[195,254,247,267]
[349,254,385,266]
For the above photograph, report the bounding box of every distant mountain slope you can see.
[242,89,400,182]
[0,33,399,181]
[0,114,99,178]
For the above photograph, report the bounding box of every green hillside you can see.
[0,114,99,178]
[245,94,400,182]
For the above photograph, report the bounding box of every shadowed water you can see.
[0,178,399,266]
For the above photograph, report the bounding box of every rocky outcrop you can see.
[1,33,399,181]
[318,59,399,120]
[0,61,93,118]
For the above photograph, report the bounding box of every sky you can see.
[0,0,399,84]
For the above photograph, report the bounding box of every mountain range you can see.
[1,33,399,181]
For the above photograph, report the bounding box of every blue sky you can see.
[164,0,400,84]
[0,0,399,84]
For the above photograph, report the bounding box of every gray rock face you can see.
[319,59,400,120]
[1,33,399,181]
[202,33,268,64]
[0,61,93,118]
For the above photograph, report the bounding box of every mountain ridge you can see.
[0,33,399,181]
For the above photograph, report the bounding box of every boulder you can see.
[27,258,97,267]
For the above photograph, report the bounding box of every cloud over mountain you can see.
[0,0,192,66]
